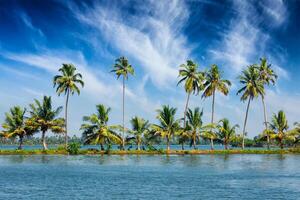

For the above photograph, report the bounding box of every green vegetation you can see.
[1,57,300,154]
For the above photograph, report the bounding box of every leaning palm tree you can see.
[1,106,36,149]
[53,64,84,147]
[269,110,289,149]
[127,116,150,150]
[177,60,204,127]
[152,105,180,151]
[256,57,277,149]
[185,107,203,149]
[111,57,134,150]
[217,118,239,149]
[202,64,231,149]
[81,104,122,150]
[237,65,264,149]
[29,96,65,150]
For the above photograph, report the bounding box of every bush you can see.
[67,142,81,155]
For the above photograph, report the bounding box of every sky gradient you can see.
[1,0,300,137]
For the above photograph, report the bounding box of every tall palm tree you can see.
[177,60,204,127]
[152,105,180,151]
[1,106,36,149]
[111,57,134,150]
[257,57,277,149]
[202,64,231,149]
[237,65,264,149]
[29,96,65,150]
[217,118,239,149]
[185,107,203,149]
[128,116,150,150]
[269,110,289,149]
[81,104,122,150]
[53,63,84,147]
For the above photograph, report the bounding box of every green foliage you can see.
[111,56,134,80]
[53,64,84,96]
[67,142,81,155]
[177,60,204,94]
[81,104,122,148]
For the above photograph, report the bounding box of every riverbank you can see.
[1,148,300,155]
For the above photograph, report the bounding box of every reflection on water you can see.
[0,155,299,199]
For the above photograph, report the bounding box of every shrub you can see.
[67,142,81,155]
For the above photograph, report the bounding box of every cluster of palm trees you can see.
[1,57,299,150]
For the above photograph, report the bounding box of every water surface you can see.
[0,154,299,199]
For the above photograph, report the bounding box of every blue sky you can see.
[1,0,300,137]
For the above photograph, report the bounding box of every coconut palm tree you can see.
[152,105,180,151]
[217,118,239,149]
[237,65,264,149]
[53,63,84,147]
[127,116,150,150]
[81,104,122,150]
[29,96,65,150]
[269,110,289,149]
[185,107,203,149]
[111,57,134,150]
[257,57,277,149]
[177,60,204,127]
[1,106,36,149]
[202,64,231,149]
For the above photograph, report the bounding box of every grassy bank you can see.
[1,148,300,155]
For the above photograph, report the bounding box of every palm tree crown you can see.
[217,118,239,149]
[53,64,84,96]
[128,116,150,150]
[81,104,122,150]
[269,110,289,149]
[152,105,180,151]
[257,57,277,86]
[178,60,204,94]
[111,56,135,79]
[29,96,65,150]
[237,65,264,101]
[202,64,231,98]
[185,107,203,149]
[1,106,35,149]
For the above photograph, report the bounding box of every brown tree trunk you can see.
[42,131,48,150]
[18,136,23,150]
[262,96,270,149]
[121,76,125,150]
[65,89,70,148]
[183,92,191,128]
[242,98,251,150]
[166,137,170,151]
[210,90,216,150]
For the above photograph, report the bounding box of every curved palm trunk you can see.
[65,89,70,148]
[42,131,48,150]
[181,142,184,150]
[166,136,170,151]
[279,133,284,149]
[224,139,228,150]
[121,76,125,150]
[183,92,191,128]
[137,136,141,150]
[100,143,105,151]
[242,98,251,150]
[193,133,197,149]
[18,136,24,150]
[210,90,216,150]
[261,96,270,149]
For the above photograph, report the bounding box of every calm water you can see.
[0,155,299,199]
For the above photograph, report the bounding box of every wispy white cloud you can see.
[68,0,191,89]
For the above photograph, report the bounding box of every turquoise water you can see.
[0,155,299,199]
